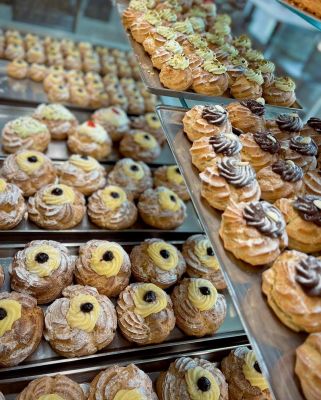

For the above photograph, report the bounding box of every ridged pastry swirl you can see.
[230,74,263,100]
[226,101,265,134]
[89,364,158,400]
[263,78,296,107]
[0,291,43,367]
[116,283,175,345]
[154,165,190,201]
[0,180,26,229]
[44,285,117,357]
[281,137,318,172]
[295,256,321,297]
[293,195,321,227]
[277,113,303,132]
[303,170,321,196]
[218,158,256,188]
[11,240,75,304]
[192,66,228,96]
[17,375,86,400]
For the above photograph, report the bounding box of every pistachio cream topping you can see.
[244,69,264,85]
[195,48,215,61]
[195,239,219,270]
[133,283,167,318]
[158,187,181,211]
[69,154,100,172]
[78,121,108,143]
[233,34,252,49]
[10,116,47,138]
[36,104,75,121]
[213,21,231,36]
[255,60,275,74]
[167,54,190,70]
[166,165,184,185]
[144,10,161,26]
[186,366,220,400]
[128,0,147,11]
[205,32,225,46]
[156,26,177,40]
[244,49,264,62]
[25,244,61,278]
[90,242,124,277]
[220,43,239,57]
[189,6,207,18]
[228,56,248,68]
[203,59,227,75]
[66,294,100,333]
[122,159,144,180]
[189,17,206,33]
[133,131,158,149]
[16,151,45,174]
[243,351,269,391]
[159,8,177,23]
[101,186,127,210]
[216,13,232,25]
[0,299,22,337]
[274,76,296,92]
[43,184,75,205]
[37,395,64,400]
[0,179,7,192]
[187,34,208,49]
[188,279,217,311]
[147,241,178,271]
[173,19,194,35]
[164,40,183,55]
[113,389,145,400]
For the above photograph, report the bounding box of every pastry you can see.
[28,63,47,82]
[226,100,266,134]
[89,364,158,400]
[200,158,261,211]
[130,238,186,288]
[159,54,193,91]
[230,69,264,100]
[221,347,271,400]
[92,106,129,141]
[138,186,187,229]
[127,92,146,115]
[116,282,175,344]
[17,375,86,400]
[58,154,106,196]
[0,265,4,288]
[295,333,321,400]
[151,39,183,70]
[225,56,249,86]
[265,113,303,143]
[303,169,321,196]
[0,150,57,197]
[301,117,321,152]
[219,200,288,265]
[183,234,226,290]
[33,103,78,140]
[43,73,65,92]
[69,86,90,107]
[275,196,321,253]
[253,59,275,88]
[262,250,321,332]
[154,165,190,201]
[7,59,28,79]
[0,291,43,367]
[190,133,242,172]
[119,130,161,162]
[1,116,50,154]
[263,76,296,107]
[156,356,228,400]
[75,239,130,297]
[192,60,229,96]
[47,84,70,103]
[257,160,303,202]
[4,44,25,60]
[44,285,117,357]
[130,112,165,145]
[67,120,112,160]
[88,185,138,229]
[183,105,232,142]
[10,240,75,304]
[143,26,178,55]
[130,12,161,44]
[26,45,45,64]
[89,90,110,109]
[0,179,26,229]
[239,131,280,172]
[28,183,86,230]
[281,136,318,172]
[107,158,152,199]
[122,3,146,29]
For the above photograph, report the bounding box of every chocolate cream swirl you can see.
[272,160,303,182]
[276,114,303,132]
[217,158,256,188]
[296,256,321,297]
[307,117,321,133]
[240,100,265,116]
[293,195,321,226]
[201,105,228,126]
[289,136,318,156]
[253,131,280,154]
[243,201,286,238]
[209,133,242,156]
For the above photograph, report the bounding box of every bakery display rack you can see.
[276,0,321,31]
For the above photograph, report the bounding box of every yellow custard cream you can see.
[188,279,217,311]
[122,159,144,180]
[185,366,220,400]
[166,165,184,185]
[113,389,145,400]
[133,283,167,318]
[146,113,161,130]
[11,117,47,138]
[25,244,61,277]
[195,239,219,270]
[90,242,124,277]
[147,241,178,271]
[0,299,22,337]
[43,184,75,205]
[0,179,7,192]
[16,151,44,174]
[66,294,100,333]
[133,131,158,149]
[158,188,181,212]
[69,154,99,172]
[101,186,127,210]
[243,350,269,391]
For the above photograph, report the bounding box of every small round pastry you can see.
[240,131,280,172]
[1,116,50,154]
[10,240,75,304]
[4,44,25,61]
[107,158,152,199]
[226,99,266,134]
[183,234,226,290]
[200,158,261,211]
[28,63,47,82]
[33,103,78,140]
[301,117,321,152]
[43,73,65,92]
[0,179,26,229]
[263,76,296,107]
[130,112,165,145]
[183,104,232,142]
[92,106,129,142]
[88,185,138,230]
[303,169,321,196]
[275,195,321,253]
[154,165,190,201]
[253,59,275,88]
[0,265,4,288]
[159,54,193,91]
[44,285,117,357]
[143,26,178,55]
[127,92,146,115]
[58,154,106,196]
[75,240,130,297]
[130,239,186,288]
[89,364,158,400]
[281,136,318,172]
[262,250,321,332]
[130,12,160,44]
[151,39,183,70]
[192,59,229,96]
[0,291,43,367]
[17,375,86,400]
[265,113,303,143]
[138,186,187,230]
[116,282,175,344]
[1,150,57,197]
[26,45,45,64]
[225,56,248,85]
[47,84,70,103]
[221,347,271,400]
[89,90,110,109]
[119,130,161,162]
[257,160,303,202]
[28,183,86,230]
[230,69,264,100]
[69,86,90,108]
[67,120,112,160]
[156,356,229,400]
[219,200,288,266]
[295,333,321,400]
[7,59,28,79]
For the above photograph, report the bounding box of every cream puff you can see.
[226,100,266,134]
[4,43,25,60]
[92,106,129,142]
[43,73,65,92]
[28,63,47,82]
[151,39,183,70]
[154,165,190,201]
[26,45,45,64]
[0,179,26,229]
[143,25,178,55]
[119,130,161,162]
[192,60,229,96]
[47,84,70,103]
[230,69,263,100]
[266,113,303,143]
[69,86,90,107]
[130,12,161,44]
[263,76,296,107]
[303,169,321,196]
[281,136,318,172]
[159,54,193,91]
[7,59,28,79]
[301,117,321,152]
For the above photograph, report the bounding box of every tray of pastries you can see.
[156,101,321,400]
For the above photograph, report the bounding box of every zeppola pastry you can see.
[116,282,175,345]
[130,238,186,288]
[156,356,228,400]
[183,234,226,290]
[10,240,75,304]
[230,69,263,100]
[0,178,26,229]
[0,291,43,367]
[130,112,165,145]
[119,130,161,163]
[92,106,129,142]
[160,54,193,90]
[262,250,321,332]
[28,63,47,82]
[281,136,318,172]
[226,99,266,134]
[75,240,131,297]
[154,165,190,201]
[220,200,288,265]
[7,59,28,79]
[263,76,296,107]
[266,112,303,143]
[28,183,86,230]
[44,285,117,357]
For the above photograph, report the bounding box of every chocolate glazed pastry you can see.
[301,117,321,151]
[226,100,266,134]
[265,113,303,142]
[282,136,318,172]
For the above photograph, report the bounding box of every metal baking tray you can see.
[156,104,306,400]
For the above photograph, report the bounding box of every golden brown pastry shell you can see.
[67,130,111,161]
[303,170,321,196]
[263,84,296,107]
[119,131,161,163]
[230,75,263,100]
[0,182,26,229]
[226,102,266,134]
[154,165,190,201]
[159,64,193,91]
[192,69,229,96]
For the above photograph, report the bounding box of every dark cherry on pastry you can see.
[154,165,190,201]
[10,240,75,304]
[116,282,175,345]
[130,239,186,289]
[75,240,131,297]
[265,113,303,142]
[281,136,318,172]
[0,178,26,230]
[0,291,43,367]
